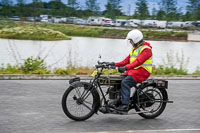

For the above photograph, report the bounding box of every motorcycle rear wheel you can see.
[135,87,168,119]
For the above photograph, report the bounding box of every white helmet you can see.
[126,29,143,44]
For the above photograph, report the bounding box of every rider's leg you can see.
[118,75,137,111]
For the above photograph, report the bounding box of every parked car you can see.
[183,21,195,27]
[156,21,167,29]
[41,19,49,22]
[115,19,126,27]
[26,17,35,22]
[60,17,67,23]
[66,17,78,24]
[127,19,141,25]
[106,20,116,27]
[9,16,20,21]
[124,20,138,28]
[193,21,200,27]
[102,18,112,26]
[52,17,62,23]
[74,19,88,25]
[40,15,52,22]
[167,21,185,28]
[141,20,158,27]
[87,17,107,26]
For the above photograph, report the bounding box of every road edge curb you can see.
[0,74,200,80]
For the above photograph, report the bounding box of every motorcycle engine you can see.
[108,86,121,106]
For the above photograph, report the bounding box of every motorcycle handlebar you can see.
[95,64,105,68]
[95,61,116,69]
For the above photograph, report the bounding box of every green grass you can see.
[0,26,71,41]
[0,20,188,41]
[152,65,188,75]
[1,61,200,75]
[192,66,200,75]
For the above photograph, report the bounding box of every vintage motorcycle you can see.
[62,61,173,121]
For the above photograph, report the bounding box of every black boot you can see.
[115,104,129,114]
[99,106,110,114]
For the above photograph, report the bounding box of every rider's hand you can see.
[108,62,115,66]
[108,62,116,69]
[118,66,127,73]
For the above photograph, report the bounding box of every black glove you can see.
[108,62,116,69]
[118,66,127,73]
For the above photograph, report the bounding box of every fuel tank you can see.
[98,75,126,85]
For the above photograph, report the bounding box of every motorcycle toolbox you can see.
[153,79,168,89]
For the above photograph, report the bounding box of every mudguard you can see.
[142,79,168,89]
[141,79,169,102]
[70,81,101,113]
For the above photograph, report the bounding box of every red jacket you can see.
[115,42,152,83]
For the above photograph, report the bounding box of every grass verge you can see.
[0,26,71,41]
[0,20,187,41]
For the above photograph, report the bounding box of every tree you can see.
[85,0,100,15]
[182,11,191,21]
[66,0,79,17]
[0,0,13,17]
[151,7,157,20]
[49,0,66,16]
[32,0,44,17]
[134,0,149,20]
[68,0,79,9]
[160,0,177,21]
[186,0,200,20]
[156,10,166,20]
[104,0,122,19]
[16,0,26,17]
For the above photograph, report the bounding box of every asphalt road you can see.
[0,80,200,133]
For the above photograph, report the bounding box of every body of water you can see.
[0,37,200,73]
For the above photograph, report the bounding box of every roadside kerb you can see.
[0,74,200,80]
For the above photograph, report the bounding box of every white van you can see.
[125,20,138,27]
[115,19,126,27]
[156,21,167,29]
[167,21,185,28]
[88,17,106,26]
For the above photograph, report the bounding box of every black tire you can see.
[62,83,97,121]
[135,87,168,119]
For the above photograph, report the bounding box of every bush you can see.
[54,66,92,75]
[192,66,200,75]
[0,64,23,74]
[22,57,49,74]
[152,65,188,75]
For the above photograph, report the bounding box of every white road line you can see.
[83,129,200,133]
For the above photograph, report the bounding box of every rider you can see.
[110,29,153,112]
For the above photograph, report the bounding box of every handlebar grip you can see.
[110,66,116,69]
[95,64,104,68]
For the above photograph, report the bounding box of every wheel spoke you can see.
[75,87,81,97]
[82,102,93,111]
[84,100,93,105]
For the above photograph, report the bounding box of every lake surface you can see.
[0,37,200,73]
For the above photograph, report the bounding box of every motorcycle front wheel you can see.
[135,86,168,119]
[62,84,96,121]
